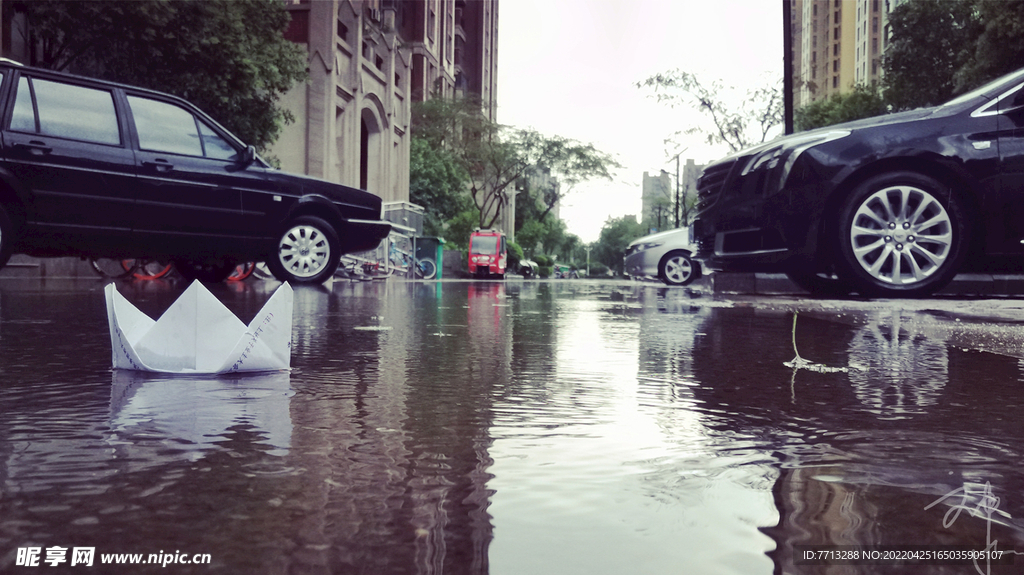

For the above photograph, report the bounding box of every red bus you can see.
[468,229,507,279]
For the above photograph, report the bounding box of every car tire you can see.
[836,171,968,298]
[174,260,237,283]
[659,250,698,286]
[266,216,340,284]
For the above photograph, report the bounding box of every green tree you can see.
[409,137,472,236]
[638,71,783,152]
[955,0,1024,92]
[593,215,646,275]
[795,84,889,131]
[412,96,620,230]
[882,0,982,111]
[18,0,307,151]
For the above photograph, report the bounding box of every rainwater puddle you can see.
[1,279,1023,574]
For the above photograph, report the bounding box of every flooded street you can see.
[2,277,1024,574]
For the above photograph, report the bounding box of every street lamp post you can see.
[668,147,688,228]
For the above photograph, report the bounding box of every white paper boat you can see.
[105,280,293,373]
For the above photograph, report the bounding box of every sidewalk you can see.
[4,256,1024,296]
[705,272,1024,297]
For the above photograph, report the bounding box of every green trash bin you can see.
[414,236,445,279]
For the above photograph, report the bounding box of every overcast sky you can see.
[496,0,783,243]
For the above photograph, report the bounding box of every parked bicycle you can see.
[389,242,436,279]
[89,258,173,280]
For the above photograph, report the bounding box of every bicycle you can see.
[389,242,436,279]
[89,258,173,280]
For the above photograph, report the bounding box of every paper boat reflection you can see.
[105,280,293,373]
[110,370,293,456]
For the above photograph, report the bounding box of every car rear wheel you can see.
[267,216,340,284]
[837,172,967,297]
[659,250,699,286]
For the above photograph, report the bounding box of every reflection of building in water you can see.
[847,312,947,418]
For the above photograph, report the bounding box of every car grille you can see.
[695,159,737,212]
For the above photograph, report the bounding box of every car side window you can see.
[128,95,203,156]
[129,95,239,160]
[10,77,120,145]
[198,120,238,161]
[11,78,34,132]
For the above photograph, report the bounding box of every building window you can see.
[833,75,839,88]
[872,37,878,54]
[337,20,348,43]
[872,17,878,32]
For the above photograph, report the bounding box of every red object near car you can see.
[468,229,507,278]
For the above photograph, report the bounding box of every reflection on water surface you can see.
[1,280,1023,574]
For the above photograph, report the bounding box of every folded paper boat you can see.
[105,280,293,373]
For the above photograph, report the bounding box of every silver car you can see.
[623,227,701,286]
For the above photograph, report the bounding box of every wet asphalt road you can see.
[1,276,1023,574]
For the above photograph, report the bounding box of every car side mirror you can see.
[241,145,257,166]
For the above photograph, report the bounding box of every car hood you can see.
[628,227,690,247]
[711,107,942,166]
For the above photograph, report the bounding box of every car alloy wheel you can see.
[268,216,340,284]
[659,250,697,286]
[838,172,967,297]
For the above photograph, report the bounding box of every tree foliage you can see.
[409,137,472,236]
[16,0,307,151]
[412,97,620,230]
[955,0,1024,92]
[638,71,784,153]
[882,0,982,111]
[795,84,889,131]
[592,215,646,275]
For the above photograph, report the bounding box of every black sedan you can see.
[691,66,1024,297]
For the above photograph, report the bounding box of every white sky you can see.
[496,0,783,243]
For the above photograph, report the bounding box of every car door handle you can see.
[142,159,174,173]
[13,141,52,155]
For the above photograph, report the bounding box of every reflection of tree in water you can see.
[846,312,948,419]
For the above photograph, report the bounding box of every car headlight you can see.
[741,130,850,194]
[638,241,664,251]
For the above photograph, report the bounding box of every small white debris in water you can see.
[354,326,392,331]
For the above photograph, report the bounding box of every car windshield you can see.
[941,67,1024,108]
[471,235,499,254]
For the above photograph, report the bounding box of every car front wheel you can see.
[837,172,968,297]
[267,216,340,284]
[659,250,699,286]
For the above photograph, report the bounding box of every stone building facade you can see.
[273,0,499,208]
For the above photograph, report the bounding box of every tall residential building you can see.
[853,0,883,86]
[641,171,674,233]
[792,0,911,110]
[795,0,856,106]
[271,0,499,207]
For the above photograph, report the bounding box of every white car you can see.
[623,227,701,286]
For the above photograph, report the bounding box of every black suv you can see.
[0,59,390,283]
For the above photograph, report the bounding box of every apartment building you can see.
[795,0,857,106]
[792,0,911,108]
[272,0,499,206]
